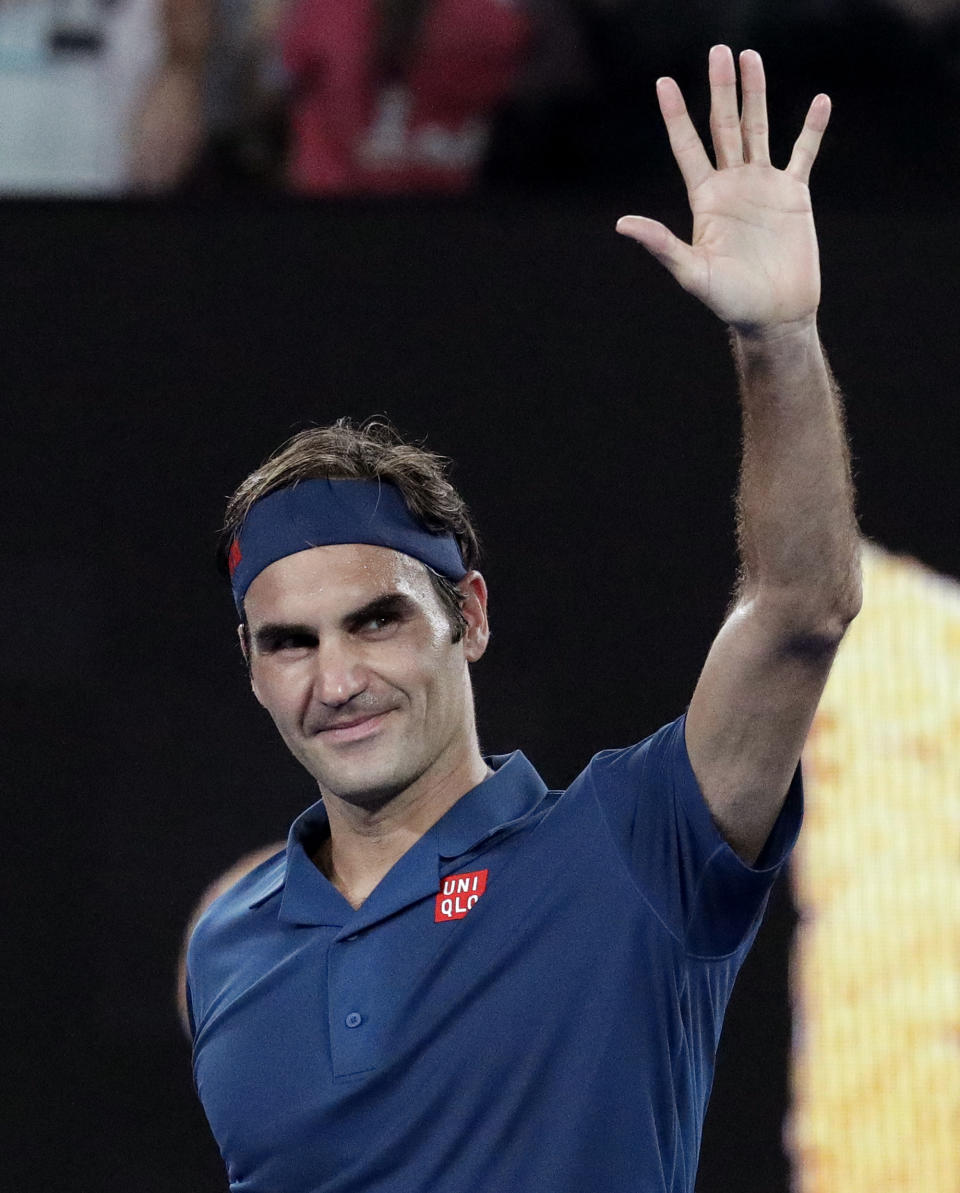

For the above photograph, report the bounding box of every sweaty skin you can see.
[617,46,860,862]
[242,543,490,908]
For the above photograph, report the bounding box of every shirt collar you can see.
[436,751,548,857]
[249,751,549,917]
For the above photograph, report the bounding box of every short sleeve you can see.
[573,714,802,958]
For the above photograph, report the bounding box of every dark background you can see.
[5,20,960,1193]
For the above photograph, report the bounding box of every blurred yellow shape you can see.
[790,543,960,1193]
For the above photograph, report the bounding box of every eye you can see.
[361,614,397,634]
[271,633,315,652]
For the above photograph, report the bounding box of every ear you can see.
[238,623,265,706]
[458,571,490,662]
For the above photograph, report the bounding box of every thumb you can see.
[615,216,702,294]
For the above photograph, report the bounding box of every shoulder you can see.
[178,842,285,1036]
[558,714,697,870]
[189,843,287,950]
[568,715,690,798]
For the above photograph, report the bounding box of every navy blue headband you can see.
[228,478,468,612]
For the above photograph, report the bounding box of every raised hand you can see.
[617,46,830,336]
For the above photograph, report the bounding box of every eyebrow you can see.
[252,592,416,652]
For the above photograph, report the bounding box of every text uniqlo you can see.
[434,870,489,922]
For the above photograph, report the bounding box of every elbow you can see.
[782,582,861,659]
[781,620,850,662]
[752,566,862,661]
[831,552,864,630]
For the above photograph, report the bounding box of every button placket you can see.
[327,935,379,1076]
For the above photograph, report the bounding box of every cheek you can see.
[384,638,462,705]
[424,647,468,710]
[252,664,312,717]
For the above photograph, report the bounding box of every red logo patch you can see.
[435,869,488,922]
[227,538,243,577]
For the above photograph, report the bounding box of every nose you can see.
[311,636,369,707]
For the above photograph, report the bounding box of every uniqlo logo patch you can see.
[227,538,243,577]
[435,869,488,922]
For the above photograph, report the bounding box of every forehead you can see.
[243,543,433,625]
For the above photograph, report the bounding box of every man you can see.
[185,46,861,1193]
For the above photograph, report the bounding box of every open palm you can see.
[618,47,830,334]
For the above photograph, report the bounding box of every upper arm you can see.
[685,595,844,864]
[582,716,802,956]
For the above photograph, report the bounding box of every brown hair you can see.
[219,418,481,640]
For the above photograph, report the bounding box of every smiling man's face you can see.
[242,543,488,810]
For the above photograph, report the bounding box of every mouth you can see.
[314,710,392,744]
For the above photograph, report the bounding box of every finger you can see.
[656,76,713,193]
[738,49,770,165]
[615,216,704,295]
[708,44,743,169]
[786,93,831,185]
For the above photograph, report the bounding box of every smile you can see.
[315,711,391,744]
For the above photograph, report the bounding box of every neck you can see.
[314,744,492,910]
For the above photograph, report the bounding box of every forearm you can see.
[731,319,861,636]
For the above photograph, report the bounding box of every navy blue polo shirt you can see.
[187,715,801,1193]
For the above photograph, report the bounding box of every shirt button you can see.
[345,1012,363,1028]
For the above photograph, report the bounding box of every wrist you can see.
[730,314,819,348]
[730,315,827,390]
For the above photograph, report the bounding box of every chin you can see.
[313,752,426,810]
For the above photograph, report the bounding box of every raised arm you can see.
[617,46,861,864]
